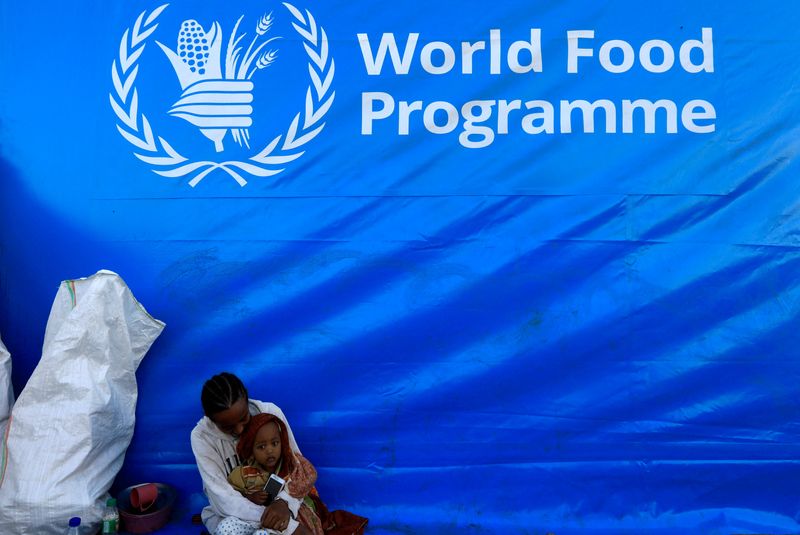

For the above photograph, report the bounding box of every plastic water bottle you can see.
[65,517,81,535]
[102,497,119,533]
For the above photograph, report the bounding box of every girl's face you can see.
[253,421,282,472]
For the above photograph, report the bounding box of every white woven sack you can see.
[0,270,165,534]
[0,333,12,439]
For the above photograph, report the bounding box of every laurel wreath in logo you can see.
[110,3,335,187]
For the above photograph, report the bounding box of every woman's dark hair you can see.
[201,372,248,417]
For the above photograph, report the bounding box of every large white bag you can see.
[0,270,165,534]
[0,333,12,438]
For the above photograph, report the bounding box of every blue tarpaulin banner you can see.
[2,0,800,532]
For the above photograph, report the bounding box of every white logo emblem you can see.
[110,3,335,187]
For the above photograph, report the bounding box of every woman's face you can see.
[210,397,251,437]
[253,421,282,472]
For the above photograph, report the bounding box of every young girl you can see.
[220,413,367,535]
[223,413,319,535]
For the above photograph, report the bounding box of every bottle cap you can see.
[107,498,117,506]
[69,517,81,527]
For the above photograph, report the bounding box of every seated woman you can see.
[192,372,367,535]
[191,373,304,534]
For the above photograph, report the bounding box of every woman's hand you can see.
[261,499,291,530]
[245,489,269,505]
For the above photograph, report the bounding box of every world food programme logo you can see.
[110,3,335,187]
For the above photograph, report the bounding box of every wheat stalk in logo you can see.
[110,3,335,187]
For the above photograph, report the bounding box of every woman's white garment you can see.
[191,399,302,534]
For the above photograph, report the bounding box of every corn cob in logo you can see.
[157,14,279,152]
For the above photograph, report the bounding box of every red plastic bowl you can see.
[116,483,176,533]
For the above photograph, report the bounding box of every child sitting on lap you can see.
[217,413,321,535]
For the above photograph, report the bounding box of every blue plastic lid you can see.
[69,517,81,527]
